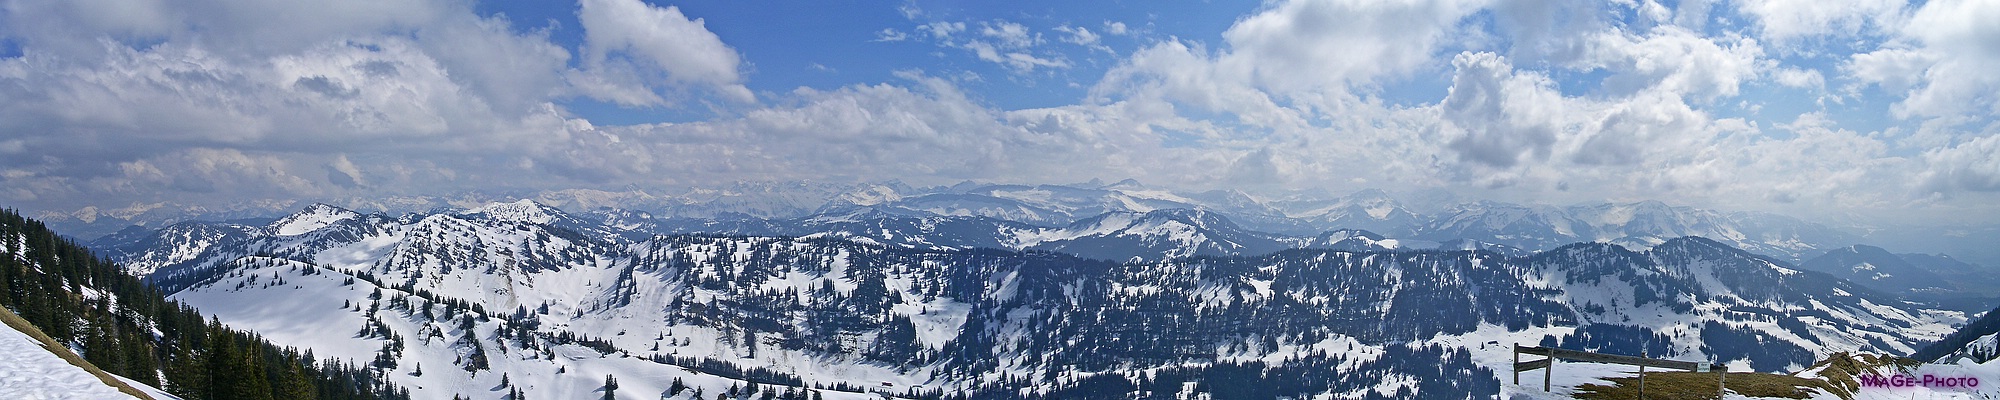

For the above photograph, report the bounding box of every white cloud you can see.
[1220,0,1490,91]
[1574,26,1763,102]
[1055,25,1109,53]
[110,148,318,196]
[1885,0,2000,119]
[978,21,1037,49]
[1736,0,1906,42]
[1569,90,1711,167]
[1487,0,1609,64]
[0,0,1992,231]
[874,28,909,42]
[1103,21,1129,36]
[1439,52,1567,169]
[0,0,745,210]
[908,19,1069,73]
[1,0,456,61]
[1092,40,1307,130]
[1092,0,1497,126]
[1772,67,1825,89]
[1844,47,1931,94]
[1921,134,2000,193]
[1738,113,1902,206]
[415,14,573,114]
[917,21,964,39]
[576,0,754,104]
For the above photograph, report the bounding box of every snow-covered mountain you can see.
[54,181,1916,269]
[637,183,1892,266]
[1796,245,2000,306]
[1798,245,1955,297]
[91,221,258,277]
[1414,200,1860,263]
[1300,229,1402,252]
[1898,253,2000,297]
[816,180,1209,228]
[1270,188,1422,236]
[90,201,1971,399]
[1016,208,1291,262]
[1916,305,2000,364]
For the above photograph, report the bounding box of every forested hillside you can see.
[0,208,408,400]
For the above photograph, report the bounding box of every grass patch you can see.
[1794,352,1921,399]
[0,306,155,400]
[1574,371,1834,400]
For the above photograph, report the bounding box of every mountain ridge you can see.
[50,182,1906,266]
[79,200,1975,399]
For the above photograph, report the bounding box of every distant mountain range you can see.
[73,180,2000,300]
[35,181,1844,248]
[74,199,1985,399]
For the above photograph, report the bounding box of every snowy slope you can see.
[1419,200,1861,263]
[172,256,891,400]
[0,316,148,400]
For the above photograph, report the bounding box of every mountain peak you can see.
[1317,229,1384,241]
[831,183,907,206]
[464,199,564,225]
[1839,244,1892,256]
[1102,178,1146,190]
[1344,188,1393,201]
[1141,207,1225,225]
[268,203,357,236]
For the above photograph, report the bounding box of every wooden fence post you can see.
[1544,347,1554,392]
[1716,363,1727,397]
[1638,349,1646,400]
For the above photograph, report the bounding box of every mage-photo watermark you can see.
[1858,373,1980,389]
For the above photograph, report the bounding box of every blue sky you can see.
[0,0,1997,230]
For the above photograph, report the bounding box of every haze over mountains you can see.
[57,180,1991,269]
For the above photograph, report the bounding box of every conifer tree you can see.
[274,360,315,400]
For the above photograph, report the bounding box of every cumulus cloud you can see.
[1772,67,1825,89]
[1880,0,2000,119]
[0,0,764,211]
[1439,52,1565,169]
[0,0,453,60]
[1921,135,2000,193]
[1844,47,1931,94]
[1055,25,1110,53]
[0,0,1993,230]
[575,0,754,104]
[1103,22,1129,36]
[1735,0,1906,42]
[1220,0,1489,91]
[1487,0,1609,63]
[1090,0,1502,127]
[1575,26,1763,102]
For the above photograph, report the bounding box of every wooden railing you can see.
[1514,344,1727,397]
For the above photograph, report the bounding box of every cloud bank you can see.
[0,0,1995,229]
